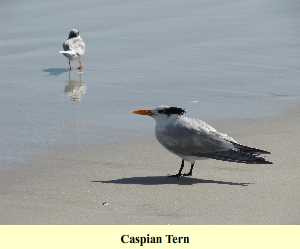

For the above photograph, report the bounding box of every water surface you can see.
[0,0,300,165]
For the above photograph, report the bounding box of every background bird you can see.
[133,106,272,178]
[59,28,85,71]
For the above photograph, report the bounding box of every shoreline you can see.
[0,106,299,224]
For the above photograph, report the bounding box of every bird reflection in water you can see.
[64,72,87,103]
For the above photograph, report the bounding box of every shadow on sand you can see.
[92,176,251,186]
[43,68,68,76]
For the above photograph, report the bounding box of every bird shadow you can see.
[43,67,68,76]
[92,176,251,186]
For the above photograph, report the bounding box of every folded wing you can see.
[157,117,272,164]
[61,37,85,56]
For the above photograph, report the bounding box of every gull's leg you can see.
[169,159,184,178]
[78,58,83,71]
[183,162,195,176]
[68,59,71,71]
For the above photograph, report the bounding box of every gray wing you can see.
[156,119,272,164]
[156,122,234,157]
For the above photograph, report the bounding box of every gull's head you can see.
[132,106,186,121]
[68,28,80,39]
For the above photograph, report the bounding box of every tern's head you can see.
[68,28,80,39]
[132,106,186,120]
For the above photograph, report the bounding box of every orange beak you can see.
[132,109,153,116]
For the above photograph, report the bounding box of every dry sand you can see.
[0,109,299,224]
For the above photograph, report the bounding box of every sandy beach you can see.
[0,107,299,224]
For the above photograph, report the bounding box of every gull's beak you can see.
[132,109,153,116]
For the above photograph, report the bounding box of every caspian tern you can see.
[133,106,272,178]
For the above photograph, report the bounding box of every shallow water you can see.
[1,0,300,165]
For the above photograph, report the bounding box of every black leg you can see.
[169,159,184,179]
[78,58,83,71]
[177,159,184,175]
[183,162,195,176]
[69,59,71,70]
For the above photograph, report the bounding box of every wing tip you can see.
[258,159,273,165]
[248,155,273,165]
[259,150,271,155]
[206,150,273,165]
[231,142,271,155]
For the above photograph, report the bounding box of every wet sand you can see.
[0,108,299,224]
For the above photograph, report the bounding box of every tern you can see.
[133,106,272,178]
[60,28,85,71]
